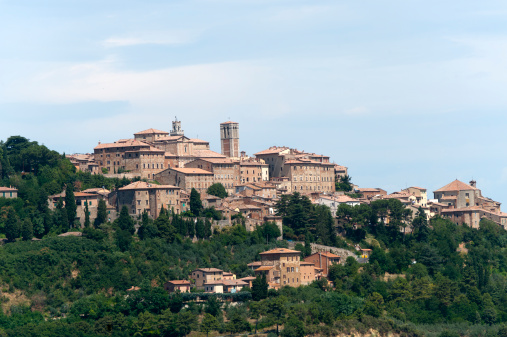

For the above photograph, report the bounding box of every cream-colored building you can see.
[185,158,240,194]
[0,187,18,199]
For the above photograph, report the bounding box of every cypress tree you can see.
[84,201,90,227]
[95,199,107,228]
[196,218,205,239]
[65,184,77,227]
[190,188,203,216]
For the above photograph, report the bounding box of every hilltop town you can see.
[1,123,507,336]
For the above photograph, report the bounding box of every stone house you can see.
[154,167,214,194]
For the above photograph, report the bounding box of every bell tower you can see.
[170,116,184,136]
[220,121,239,158]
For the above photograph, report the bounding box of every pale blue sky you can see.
[1,1,507,202]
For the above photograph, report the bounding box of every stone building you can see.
[433,179,507,228]
[254,146,336,194]
[300,261,320,285]
[185,158,240,194]
[116,181,185,217]
[190,268,224,289]
[0,187,18,199]
[402,186,428,207]
[254,248,302,288]
[235,182,278,199]
[48,191,110,226]
[240,160,269,183]
[304,252,341,278]
[154,167,214,194]
[220,121,240,158]
[134,128,170,144]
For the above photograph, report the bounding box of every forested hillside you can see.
[1,136,507,336]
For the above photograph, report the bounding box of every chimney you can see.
[470,180,476,188]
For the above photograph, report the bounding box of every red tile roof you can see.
[259,248,300,255]
[94,139,150,150]
[434,179,477,192]
[0,187,17,192]
[134,128,169,135]
[119,181,180,190]
[170,168,213,175]
[194,149,227,158]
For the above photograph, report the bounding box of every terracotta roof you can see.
[434,179,477,193]
[50,191,96,199]
[408,186,427,191]
[94,139,150,150]
[309,252,340,258]
[134,128,169,135]
[300,261,316,266]
[189,138,209,144]
[194,149,227,158]
[193,268,224,273]
[254,266,274,271]
[222,280,247,286]
[170,168,213,175]
[82,188,111,195]
[334,164,347,170]
[358,188,382,192]
[119,181,179,190]
[155,135,188,142]
[247,261,262,267]
[0,187,17,192]
[259,248,300,255]
[254,146,290,156]
[240,161,268,166]
[190,158,239,164]
[166,280,191,285]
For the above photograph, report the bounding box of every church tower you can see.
[170,117,184,136]
[220,121,239,158]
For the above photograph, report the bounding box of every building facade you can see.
[220,121,240,158]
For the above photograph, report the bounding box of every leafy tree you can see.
[206,183,228,198]
[335,174,353,192]
[266,296,287,335]
[281,316,305,337]
[64,184,77,227]
[115,230,132,252]
[190,188,203,216]
[204,296,221,317]
[94,199,107,228]
[21,217,33,241]
[4,207,20,241]
[200,313,219,337]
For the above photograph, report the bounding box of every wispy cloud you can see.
[102,30,199,48]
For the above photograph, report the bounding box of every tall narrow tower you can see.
[170,116,184,136]
[220,121,240,158]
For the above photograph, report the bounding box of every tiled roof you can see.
[204,280,225,285]
[119,181,179,190]
[247,261,262,267]
[308,252,340,258]
[254,266,274,271]
[259,248,300,255]
[240,161,268,166]
[94,139,150,150]
[0,187,17,192]
[434,179,477,192]
[254,146,290,156]
[166,280,191,285]
[223,280,247,286]
[170,168,213,175]
[358,188,382,192]
[194,149,227,158]
[408,186,427,191]
[190,158,239,164]
[134,128,169,135]
[155,135,188,142]
[193,268,224,273]
[189,138,209,144]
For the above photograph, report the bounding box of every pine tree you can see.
[64,184,77,227]
[21,218,33,241]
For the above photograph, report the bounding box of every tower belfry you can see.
[220,121,239,158]
[171,116,184,136]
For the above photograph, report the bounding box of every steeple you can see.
[170,116,184,136]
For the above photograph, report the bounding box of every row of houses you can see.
[163,247,344,295]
